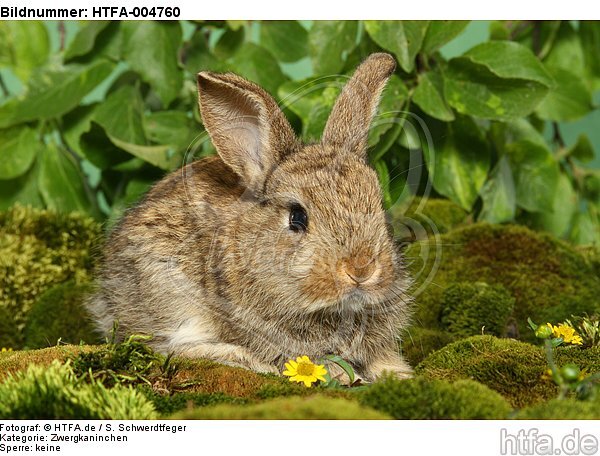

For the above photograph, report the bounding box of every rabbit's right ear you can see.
[197,72,299,190]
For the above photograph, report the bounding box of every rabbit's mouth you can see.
[338,287,376,311]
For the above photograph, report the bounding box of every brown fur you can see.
[87,53,412,381]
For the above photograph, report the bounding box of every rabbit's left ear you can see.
[322,53,396,157]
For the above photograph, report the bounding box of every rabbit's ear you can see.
[197,72,298,189]
[322,53,396,157]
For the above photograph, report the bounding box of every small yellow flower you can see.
[541,368,554,381]
[283,355,328,387]
[551,323,583,345]
[1,347,12,352]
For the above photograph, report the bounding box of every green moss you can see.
[554,346,600,373]
[1,344,303,402]
[417,335,600,408]
[401,327,454,367]
[0,345,94,381]
[359,376,511,419]
[416,336,553,408]
[24,281,100,349]
[391,197,468,240]
[516,398,600,419]
[254,382,310,399]
[0,205,102,348]
[171,396,390,419]
[406,223,600,342]
[140,388,246,416]
[70,334,161,388]
[0,360,157,419]
[440,282,515,339]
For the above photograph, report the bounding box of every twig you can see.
[532,21,541,57]
[552,122,566,149]
[59,22,66,51]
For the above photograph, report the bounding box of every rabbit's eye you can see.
[289,204,308,232]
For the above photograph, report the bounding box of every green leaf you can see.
[368,75,408,146]
[0,60,114,128]
[38,144,94,213]
[96,86,177,169]
[80,123,132,170]
[343,31,382,73]
[369,118,405,162]
[279,76,344,123]
[423,116,490,210]
[229,43,287,96]
[260,21,308,63]
[0,22,49,81]
[422,21,469,54]
[64,21,111,61]
[461,41,554,87]
[214,26,245,60]
[583,173,600,206]
[0,126,38,179]
[443,41,554,121]
[304,100,334,141]
[506,140,560,213]
[94,85,146,145]
[490,118,548,153]
[580,21,600,87]
[544,22,585,75]
[62,104,94,156]
[309,21,358,75]
[570,210,600,246]
[122,21,183,107]
[478,156,516,223]
[364,21,428,73]
[0,160,43,210]
[279,77,343,141]
[90,84,181,169]
[107,136,178,170]
[413,70,455,121]
[527,318,538,331]
[62,103,130,170]
[144,111,198,153]
[226,21,246,31]
[374,159,392,209]
[568,135,595,163]
[444,58,550,120]
[528,172,577,238]
[321,355,355,384]
[182,30,222,73]
[93,22,123,62]
[489,21,511,41]
[535,67,593,122]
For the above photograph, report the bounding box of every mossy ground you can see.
[3,206,600,419]
[172,396,391,419]
[0,205,102,349]
[416,335,600,408]
[405,223,600,350]
[359,376,511,419]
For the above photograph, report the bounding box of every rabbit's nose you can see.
[340,254,378,285]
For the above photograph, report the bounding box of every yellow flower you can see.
[551,323,583,345]
[1,347,12,352]
[541,368,554,381]
[283,355,327,387]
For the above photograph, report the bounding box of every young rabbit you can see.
[87,52,412,382]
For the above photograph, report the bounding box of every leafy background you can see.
[0,20,598,245]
